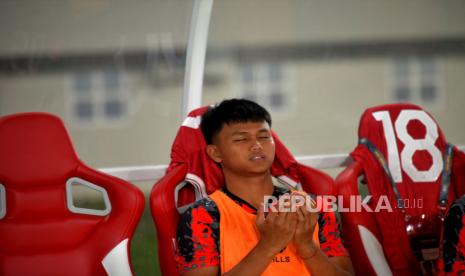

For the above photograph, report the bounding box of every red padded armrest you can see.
[335,161,384,276]
[150,164,188,276]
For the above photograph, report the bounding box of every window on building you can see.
[237,62,295,115]
[391,57,441,107]
[69,70,128,125]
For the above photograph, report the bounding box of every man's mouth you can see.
[250,155,266,161]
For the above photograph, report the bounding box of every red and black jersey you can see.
[174,185,349,273]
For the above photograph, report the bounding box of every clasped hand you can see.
[256,192,319,259]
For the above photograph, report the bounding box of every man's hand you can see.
[289,192,355,276]
[218,199,300,276]
[256,197,297,255]
[291,192,319,259]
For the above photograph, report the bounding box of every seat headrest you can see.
[169,106,300,194]
[0,112,78,187]
[359,103,447,152]
[357,103,448,185]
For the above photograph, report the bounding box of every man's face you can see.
[206,121,275,176]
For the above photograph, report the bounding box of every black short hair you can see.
[200,98,272,145]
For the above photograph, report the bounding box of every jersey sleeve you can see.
[174,198,221,273]
[318,211,349,257]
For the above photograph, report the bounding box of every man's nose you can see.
[251,139,263,151]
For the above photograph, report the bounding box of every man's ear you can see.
[206,144,222,163]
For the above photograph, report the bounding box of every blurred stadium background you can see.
[1,1,464,275]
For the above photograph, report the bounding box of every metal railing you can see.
[100,145,465,183]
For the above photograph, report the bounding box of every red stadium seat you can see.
[0,112,144,276]
[150,106,335,276]
[335,103,465,275]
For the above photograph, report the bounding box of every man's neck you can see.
[223,171,274,209]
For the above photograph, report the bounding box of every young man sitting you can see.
[175,99,354,275]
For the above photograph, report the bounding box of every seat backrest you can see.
[335,103,464,275]
[150,106,334,276]
[0,112,144,276]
